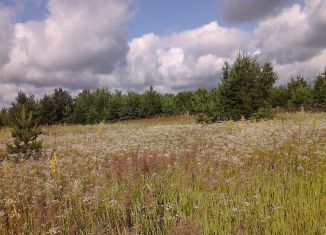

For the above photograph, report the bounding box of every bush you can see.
[250,107,274,121]
[196,113,215,124]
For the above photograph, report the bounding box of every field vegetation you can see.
[0,112,325,234]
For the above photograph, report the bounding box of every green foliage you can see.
[6,104,42,160]
[286,76,313,109]
[52,88,74,123]
[71,89,110,124]
[313,67,326,110]
[193,88,211,113]
[251,106,274,121]
[0,62,325,126]
[107,91,125,121]
[123,91,144,119]
[196,88,224,123]
[143,86,162,117]
[196,113,215,124]
[161,94,179,116]
[92,89,111,121]
[0,108,9,127]
[176,91,197,114]
[271,86,289,108]
[207,53,277,122]
[8,91,40,125]
[39,95,56,125]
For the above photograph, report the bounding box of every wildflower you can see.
[164,202,174,211]
[239,116,246,132]
[96,120,106,136]
[9,205,21,225]
[312,114,317,133]
[1,161,13,174]
[300,106,305,113]
[260,215,271,223]
[50,152,59,177]
[243,201,250,207]
[226,120,233,132]
[272,204,283,210]
[47,226,60,235]
[108,199,119,206]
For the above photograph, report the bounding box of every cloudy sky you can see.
[0,0,325,106]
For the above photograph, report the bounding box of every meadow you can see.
[0,112,325,234]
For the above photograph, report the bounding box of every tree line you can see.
[0,53,325,126]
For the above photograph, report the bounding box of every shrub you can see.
[6,105,42,161]
[250,106,274,121]
[196,113,215,124]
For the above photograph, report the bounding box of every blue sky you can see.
[0,0,48,22]
[129,0,222,37]
[128,0,257,37]
[2,0,256,37]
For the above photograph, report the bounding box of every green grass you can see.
[0,112,325,234]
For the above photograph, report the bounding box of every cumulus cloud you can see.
[1,0,326,107]
[255,0,326,65]
[0,9,14,68]
[275,49,326,85]
[1,0,130,89]
[109,22,252,92]
[0,82,56,107]
[222,0,297,23]
[304,0,326,48]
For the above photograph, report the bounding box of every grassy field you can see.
[0,112,325,234]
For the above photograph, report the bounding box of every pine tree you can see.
[6,104,42,160]
[218,53,277,120]
[287,76,313,110]
[9,91,40,125]
[52,88,74,123]
[313,67,326,110]
[39,95,56,125]
[143,86,162,118]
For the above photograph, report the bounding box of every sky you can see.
[0,0,325,106]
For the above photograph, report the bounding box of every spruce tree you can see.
[6,104,42,160]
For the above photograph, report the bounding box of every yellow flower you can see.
[239,116,246,133]
[50,152,59,177]
[96,120,106,135]
[2,162,12,174]
[226,120,233,132]
[9,205,21,226]
[312,114,317,133]
[300,105,305,113]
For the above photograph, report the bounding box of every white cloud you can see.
[0,82,55,107]
[0,9,14,68]
[111,22,252,92]
[275,49,326,85]
[1,0,326,107]
[255,1,326,64]
[252,0,326,84]
[1,0,130,89]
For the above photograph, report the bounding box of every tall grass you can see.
[0,113,325,234]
